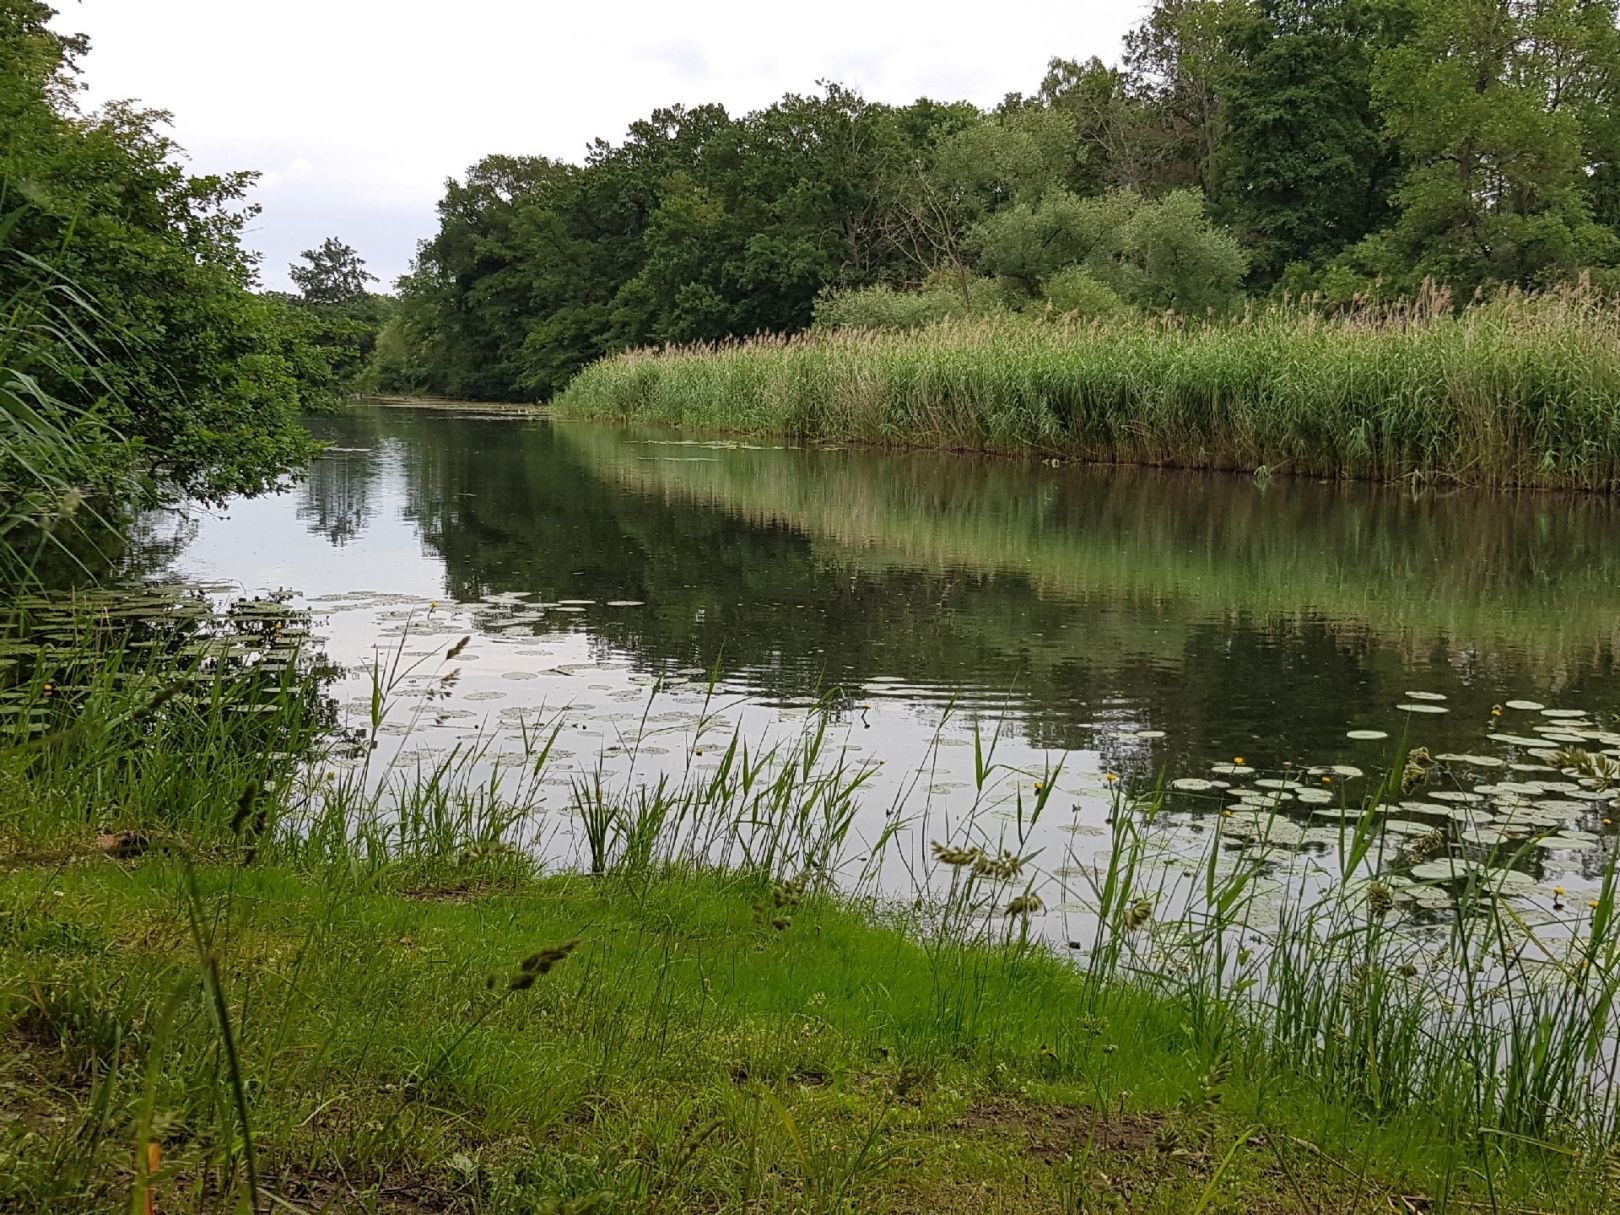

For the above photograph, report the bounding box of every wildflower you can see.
[1591,900,1601,910]
[42,682,54,697]
[1233,756,1245,765]
[325,770,335,780]
[1555,886,1566,896]
[1491,705,1503,717]
[932,841,980,867]
[1104,772,1118,783]
[1003,894,1044,918]
[1034,782,1044,793]
[1320,775,1331,783]
[1222,809,1232,818]
[1123,898,1152,930]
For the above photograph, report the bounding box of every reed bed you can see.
[554,286,1620,490]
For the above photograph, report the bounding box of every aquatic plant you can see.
[555,285,1620,491]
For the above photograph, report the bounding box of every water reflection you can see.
[272,407,1619,776]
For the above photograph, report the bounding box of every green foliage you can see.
[1363,0,1620,293]
[287,236,375,305]
[282,239,396,401]
[384,0,1620,400]
[1212,0,1410,280]
[0,0,320,502]
[559,287,1620,490]
[973,187,1245,314]
[0,236,127,580]
[1040,266,1130,319]
[813,277,1009,330]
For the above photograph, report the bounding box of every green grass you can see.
[553,286,1620,491]
[4,856,1613,1215]
[6,612,1620,1211]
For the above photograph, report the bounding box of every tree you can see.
[973,187,1246,313]
[1212,0,1412,280]
[1,0,319,502]
[288,237,376,305]
[1366,0,1620,291]
[1122,0,1249,193]
[1030,56,1158,193]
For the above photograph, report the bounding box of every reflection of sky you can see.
[173,446,443,601]
[124,414,1620,958]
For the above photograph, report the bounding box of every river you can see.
[127,403,1620,928]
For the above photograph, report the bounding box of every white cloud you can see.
[52,0,1147,290]
[257,156,315,193]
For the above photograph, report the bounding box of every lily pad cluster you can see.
[1160,696,1620,911]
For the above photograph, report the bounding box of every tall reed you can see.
[555,285,1620,490]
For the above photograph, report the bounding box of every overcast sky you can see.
[51,1,1146,292]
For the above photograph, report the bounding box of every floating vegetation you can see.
[1396,702,1449,714]
[1347,729,1389,740]
[1435,753,1506,768]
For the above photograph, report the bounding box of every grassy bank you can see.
[6,611,1620,1211]
[10,855,1609,1215]
[553,289,1620,490]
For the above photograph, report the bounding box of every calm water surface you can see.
[128,405,1620,921]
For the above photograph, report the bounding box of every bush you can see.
[1040,267,1128,319]
[813,275,1009,331]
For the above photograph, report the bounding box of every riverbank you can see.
[553,288,1620,491]
[1,613,1618,1212]
[2,851,1608,1215]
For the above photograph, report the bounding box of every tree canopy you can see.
[378,0,1620,402]
[1,0,333,505]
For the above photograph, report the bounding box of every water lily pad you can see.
[1481,868,1538,894]
[1527,798,1588,815]
[1435,753,1505,769]
[1504,700,1545,711]
[1172,778,1218,792]
[1380,819,1436,837]
[1396,704,1449,714]
[1307,764,1364,778]
[1430,790,1483,804]
[1411,857,1477,882]
[1347,730,1389,741]
[1403,691,1448,701]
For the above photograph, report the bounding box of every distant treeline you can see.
[375,0,1620,401]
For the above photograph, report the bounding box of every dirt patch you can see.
[955,1096,1164,1161]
